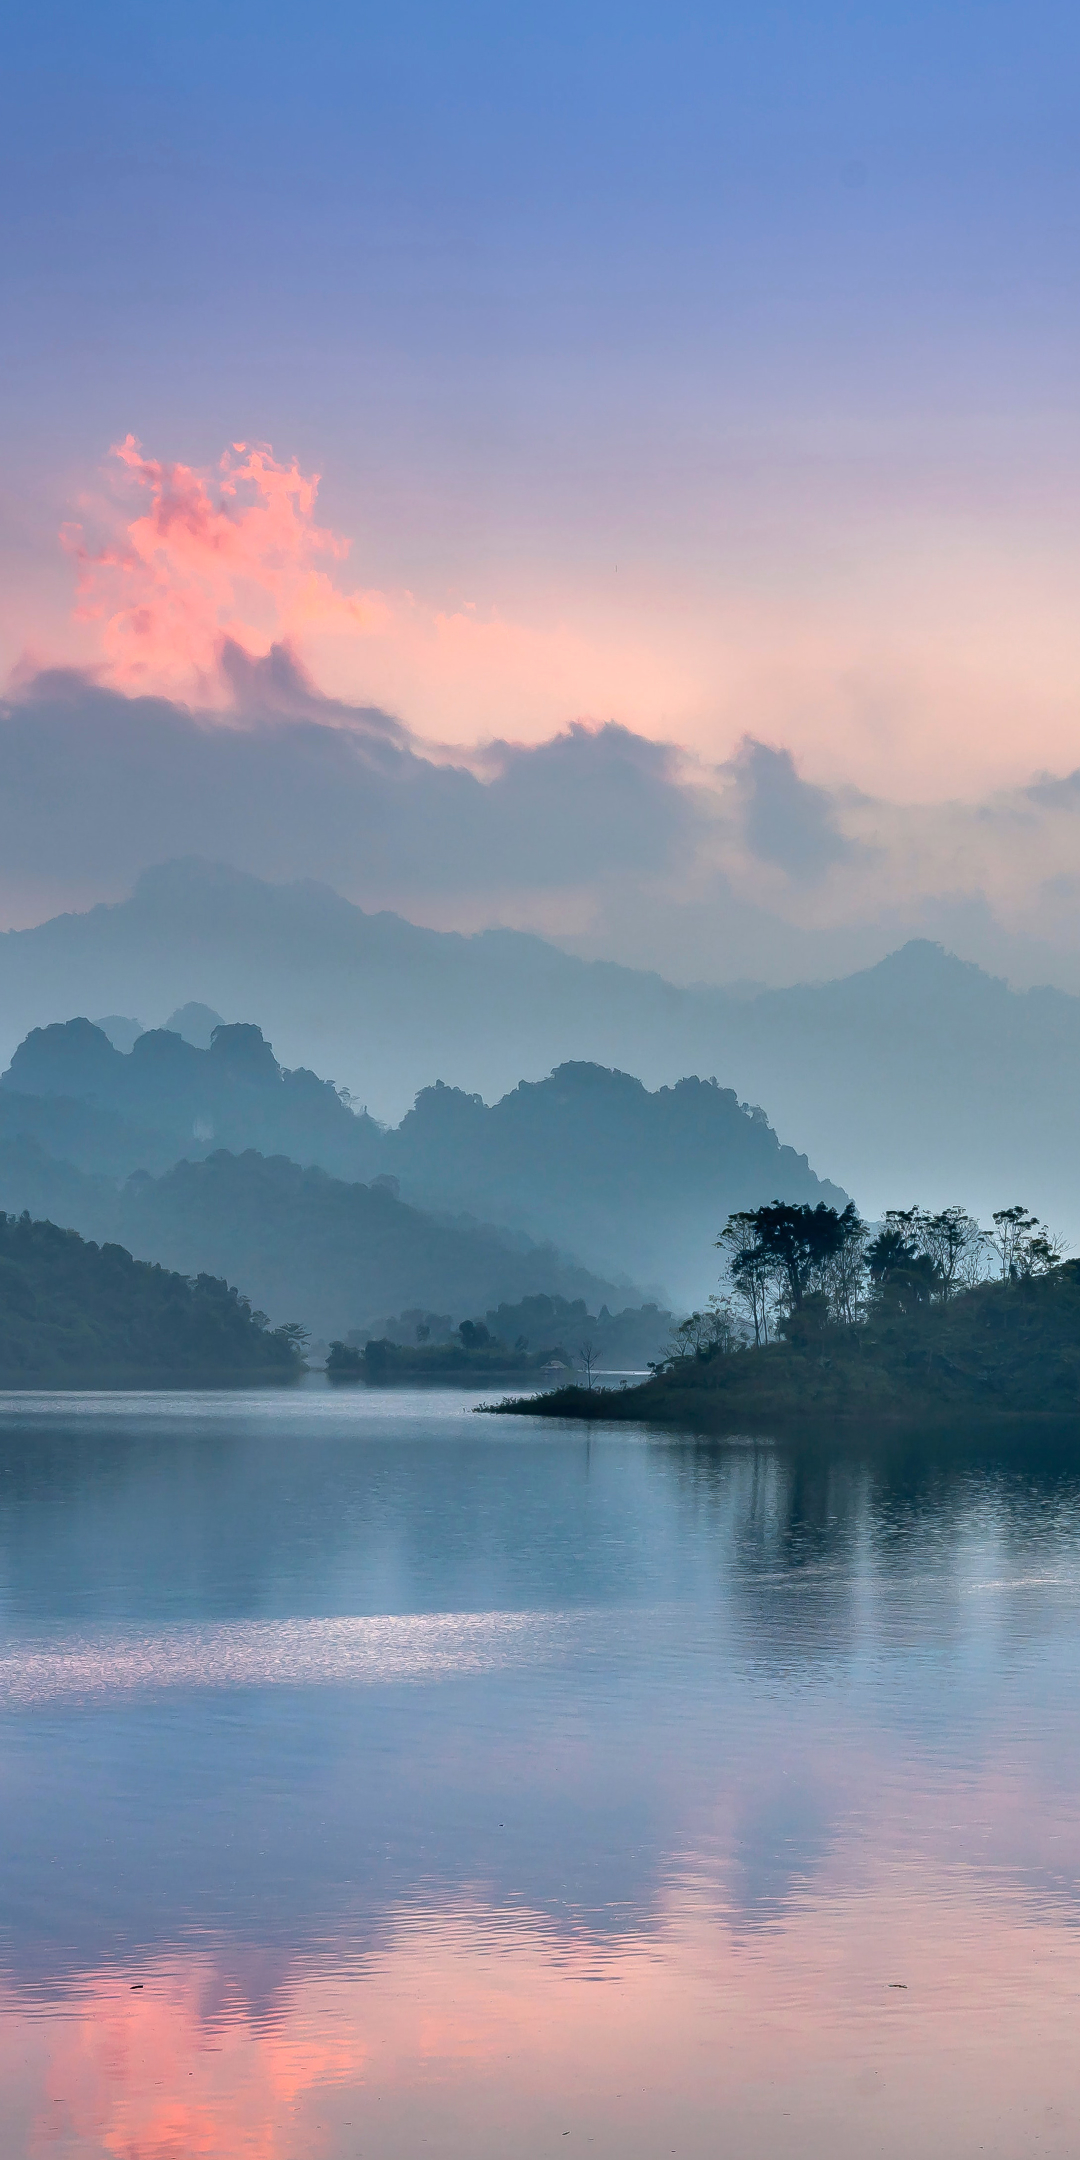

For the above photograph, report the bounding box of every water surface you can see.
[2,1382,1080,2156]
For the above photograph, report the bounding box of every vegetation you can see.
[489,1199,1080,1430]
[327,1292,672,1381]
[0,1211,306,1382]
[1,1017,383,1180]
[329,1331,543,1381]
[327,1292,673,1381]
[377,1062,847,1302]
[0,1143,633,1339]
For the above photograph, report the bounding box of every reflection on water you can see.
[3,1386,1080,2155]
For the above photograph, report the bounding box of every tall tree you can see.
[720,1201,863,1324]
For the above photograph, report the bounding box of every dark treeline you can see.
[704,1198,1061,1349]
[495,1199,1080,1428]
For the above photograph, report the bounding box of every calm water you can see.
[3,1385,1080,2156]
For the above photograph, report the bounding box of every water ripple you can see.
[0,1608,584,1704]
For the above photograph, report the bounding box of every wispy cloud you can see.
[5,660,1080,994]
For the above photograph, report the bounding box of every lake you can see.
[3,1381,1080,2157]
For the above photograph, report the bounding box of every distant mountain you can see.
[0,1142,635,1338]
[164,1002,223,1048]
[92,1014,145,1053]
[1,1017,382,1181]
[381,1063,846,1299]
[0,857,723,1118]
[0,1021,845,1303]
[0,857,1077,1242]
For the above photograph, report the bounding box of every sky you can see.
[3,0,1080,981]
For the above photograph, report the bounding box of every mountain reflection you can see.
[3,1392,1080,2017]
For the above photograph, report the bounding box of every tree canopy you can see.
[0,1211,306,1381]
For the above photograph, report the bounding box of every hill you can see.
[0,860,1077,1242]
[381,1063,845,1298]
[0,1020,847,1305]
[499,1266,1080,1432]
[0,1016,381,1180]
[0,1143,636,1338]
[0,1211,303,1384]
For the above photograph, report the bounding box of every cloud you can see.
[0,668,702,929]
[54,436,692,747]
[6,661,1080,996]
[5,432,1080,992]
[62,437,387,704]
[727,737,858,881]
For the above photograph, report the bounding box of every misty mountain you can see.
[0,857,718,1119]
[0,1141,634,1339]
[1,857,1077,1244]
[1,1017,382,1181]
[0,1017,845,1303]
[381,1064,845,1297]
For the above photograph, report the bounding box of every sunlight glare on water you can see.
[2,1383,1080,2156]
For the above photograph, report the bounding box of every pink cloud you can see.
[62,437,385,703]
[56,435,699,741]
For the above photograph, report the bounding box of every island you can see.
[486,1205,1080,1433]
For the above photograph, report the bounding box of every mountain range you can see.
[0,856,1075,1242]
[0,1015,844,1310]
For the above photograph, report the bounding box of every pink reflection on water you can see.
[8,1875,1080,2160]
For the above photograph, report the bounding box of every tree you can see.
[579,1339,597,1389]
[920,1206,985,1301]
[719,1201,864,1325]
[866,1212,940,1312]
[717,1215,779,1344]
[668,1297,738,1361]
[827,1214,870,1324]
[272,1320,310,1353]
[990,1206,1065,1283]
[327,1338,365,1377]
[458,1319,491,1349]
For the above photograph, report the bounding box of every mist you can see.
[5,664,1080,1000]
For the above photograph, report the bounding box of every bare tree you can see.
[921,1206,986,1301]
[668,1297,738,1362]
[990,1206,1065,1282]
[824,1216,870,1324]
[578,1339,597,1390]
[717,1216,779,1344]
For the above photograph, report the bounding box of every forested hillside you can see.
[2,861,1079,1245]
[1,1017,381,1180]
[0,1212,304,1382]
[0,1143,633,1338]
